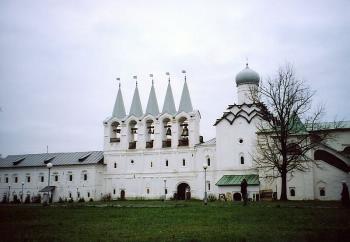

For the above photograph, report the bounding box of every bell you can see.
[116,128,121,133]
[166,127,172,136]
[148,128,153,134]
[181,126,189,137]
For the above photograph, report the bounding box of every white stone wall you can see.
[0,164,105,202]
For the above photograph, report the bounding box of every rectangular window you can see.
[114,163,117,168]
[54,175,58,182]
[208,182,211,191]
[69,174,73,181]
[147,188,150,194]
[84,174,87,181]
[166,160,168,167]
[113,189,116,195]
[182,159,186,166]
[27,176,31,183]
[87,192,90,198]
[5,177,9,183]
[165,189,168,194]
[15,177,18,183]
[207,158,211,166]
[150,162,153,167]
[40,176,44,182]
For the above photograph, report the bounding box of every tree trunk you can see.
[280,170,288,201]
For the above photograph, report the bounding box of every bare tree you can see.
[253,63,339,201]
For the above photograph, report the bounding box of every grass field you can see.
[1,200,350,242]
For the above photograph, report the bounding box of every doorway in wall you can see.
[120,190,125,200]
[233,192,242,201]
[177,183,190,200]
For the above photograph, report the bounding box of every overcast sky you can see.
[1,0,349,156]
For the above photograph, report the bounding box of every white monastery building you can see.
[1,65,349,202]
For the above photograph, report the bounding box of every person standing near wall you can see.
[341,181,350,207]
[241,178,248,206]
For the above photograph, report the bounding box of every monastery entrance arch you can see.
[120,190,125,200]
[177,183,190,200]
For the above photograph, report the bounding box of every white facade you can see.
[0,163,104,202]
[1,65,349,202]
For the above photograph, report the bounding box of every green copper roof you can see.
[235,64,260,86]
[178,80,193,113]
[112,84,126,119]
[162,80,177,115]
[216,174,260,186]
[145,81,160,116]
[129,84,143,117]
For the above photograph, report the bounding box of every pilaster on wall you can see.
[171,118,179,149]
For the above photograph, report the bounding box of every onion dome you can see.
[235,63,260,86]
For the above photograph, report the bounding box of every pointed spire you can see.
[129,76,143,117]
[178,70,193,113]
[162,72,177,115]
[112,78,127,119]
[145,74,160,116]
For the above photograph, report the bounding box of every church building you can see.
[1,65,349,202]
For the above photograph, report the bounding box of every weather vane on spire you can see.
[149,74,154,85]
[133,75,138,86]
[166,72,170,82]
[116,77,121,88]
[182,70,187,82]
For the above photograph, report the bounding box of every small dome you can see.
[235,64,260,86]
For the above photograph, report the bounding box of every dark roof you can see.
[0,151,103,168]
[195,138,216,147]
[214,103,263,126]
[39,186,56,192]
[216,174,260,186]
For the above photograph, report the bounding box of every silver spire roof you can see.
[162,80,177,115]
[112,83,127,119]
[145,80,160,116]
[129,83,143,117]
[178,79,193,113]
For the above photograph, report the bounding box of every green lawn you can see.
[1,200,349,242]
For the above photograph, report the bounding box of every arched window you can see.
[182,159,186,166]
[287,143,302,156]
[114,162,117,168]
[207,157,211,166]
[289,187,295,197]
[178,117,189,147]
[320,188,325,196]
[150,162,153,168]
[240,156,244,164]
[165,160,169,167]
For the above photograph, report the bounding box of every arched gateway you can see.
[177,183,191,200]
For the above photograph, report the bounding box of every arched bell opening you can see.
[128,120,138,149]
[110,121,121,143]
[162,117,172,148]
[145,119,155,149]
[178,117,189,147]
